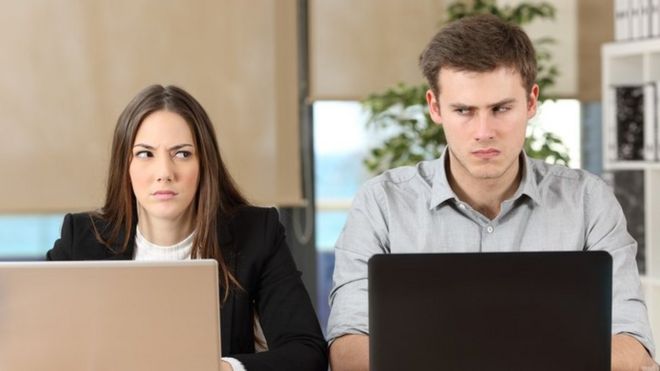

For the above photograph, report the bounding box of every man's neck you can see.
[446,154,522,220]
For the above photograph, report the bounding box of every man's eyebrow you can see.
[487,98,516,108]
[448,103,474,109]
[448,98,516,110]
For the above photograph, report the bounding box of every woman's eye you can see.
[174,151,192,159]
[134,151,152,158]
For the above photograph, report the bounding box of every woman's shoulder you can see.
[226,206,280,229]
[47,212,113,260]
[61,211,106,232]
[222,206,283,254]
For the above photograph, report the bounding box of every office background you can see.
[0,0,657,356]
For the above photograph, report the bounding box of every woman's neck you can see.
[137,210,195,246]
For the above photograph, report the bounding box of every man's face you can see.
[426,67,538,183]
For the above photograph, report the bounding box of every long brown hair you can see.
[419,14,537,96]
[96,84,248,296]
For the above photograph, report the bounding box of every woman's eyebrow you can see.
[133,143,155,149]
[168,144,194,151]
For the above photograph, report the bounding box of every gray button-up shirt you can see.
[327,150,655,355]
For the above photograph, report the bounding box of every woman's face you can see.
[129,110,200,225]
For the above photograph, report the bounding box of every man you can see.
[327,14,656,371]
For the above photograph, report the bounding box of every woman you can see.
[46,84,328,371]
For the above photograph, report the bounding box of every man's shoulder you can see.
[527,158,608,196]
[361,159,438,191]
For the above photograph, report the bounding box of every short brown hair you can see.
[419,14,536,95]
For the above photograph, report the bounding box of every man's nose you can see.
[474,113,495,141]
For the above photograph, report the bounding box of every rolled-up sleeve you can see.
[585,177,655,356]
[326,182,390,343]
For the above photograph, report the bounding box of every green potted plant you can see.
[363,0,570,174]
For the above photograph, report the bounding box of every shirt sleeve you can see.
[585,176,655,357]
[326,181,390,343]
[222,357,247,371]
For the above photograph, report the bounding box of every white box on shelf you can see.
[616,0,631,41]
[631,0,643,39]
[607,88,620,162]
[642,0,652,38]
[651,0,660,37]
[643,82,657,160]
[657,81,660,160]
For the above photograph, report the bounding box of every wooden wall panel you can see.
[309,0,446,100]
[0,0,301,212]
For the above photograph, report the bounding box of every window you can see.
[530,99,581,168]
[313,101,370,331]
[0,215,63,260]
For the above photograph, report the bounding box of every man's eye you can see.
[134,151,152,158]
[494,106,510,113]
[174,151,192,159]
[455,108,471,115]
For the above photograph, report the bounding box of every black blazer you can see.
[46,206,328,371]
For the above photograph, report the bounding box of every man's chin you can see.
[468,166,505,180]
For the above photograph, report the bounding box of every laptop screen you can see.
[369,251,612,371]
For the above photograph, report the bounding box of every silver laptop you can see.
[0,260,221,371]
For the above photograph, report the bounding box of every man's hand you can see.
[329,334,370,371]
[612,333,656,370]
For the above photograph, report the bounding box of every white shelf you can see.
[605,162,660,171]
[603,39,660,354]
[602,40,660,170]
[603,38,660,57]
[602,39,660,170]
[602,39,660,280]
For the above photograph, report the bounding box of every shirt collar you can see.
[429,147,458,210]
[428,148,542,210]
[515,151,543,206]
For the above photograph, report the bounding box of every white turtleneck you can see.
[132,228,247,371]
[133,227,194,261]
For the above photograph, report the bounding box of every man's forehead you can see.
[435,66,527,103]
[437,65,523,82]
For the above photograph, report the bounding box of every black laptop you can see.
[368,251,612,371]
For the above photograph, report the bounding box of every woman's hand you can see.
[219,360,234,371]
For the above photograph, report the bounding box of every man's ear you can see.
[426,89,442,125]
[527,84,540,118]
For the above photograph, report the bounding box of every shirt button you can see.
[486,226,494,233]
[458,203,466,209]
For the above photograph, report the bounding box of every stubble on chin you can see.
[450,149,517,181]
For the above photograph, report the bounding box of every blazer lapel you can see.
[104,220,137,260]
